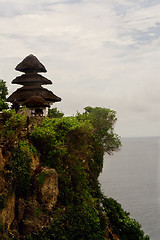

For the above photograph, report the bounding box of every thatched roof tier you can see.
[15,54,47,73]
[23,96,50,107]
[7,54,61,109]
[12,73,52,85]
[7,86,61,104]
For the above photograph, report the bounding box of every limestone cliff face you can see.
[0,147,59,239]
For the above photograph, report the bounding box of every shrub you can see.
[48,107,64,118]
[8,140,33,198]
[2,109,27,148]
[102,197,150,240]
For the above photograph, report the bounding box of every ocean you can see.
[99,137,160,240]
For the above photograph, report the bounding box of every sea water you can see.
[99,137,160,240]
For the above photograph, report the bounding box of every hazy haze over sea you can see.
[99,137,160,240]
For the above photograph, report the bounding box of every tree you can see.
[0,80,8,111]
[0,80,8,100]
[0,100,8,111]
[48,107,64,118]
[83,106,121,154]
[76,107,121,177]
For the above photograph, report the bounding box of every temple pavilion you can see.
[7,54,61,116]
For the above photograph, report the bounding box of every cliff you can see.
[0,147,59,239]
[0,144,122,240]
[0,108,149,240]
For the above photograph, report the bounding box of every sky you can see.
[0,0,160,137]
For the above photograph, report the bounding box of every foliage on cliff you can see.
[2,109,27,148]
[0,107,150,240]
[28,107,149,240]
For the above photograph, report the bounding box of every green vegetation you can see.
[0,80,8,111]
[102,197,150,240]
[76,107,121,197]
[2,109,27,148]
[2,110,33,197]
[48,107,64,118]
[7,140,33,198]
[1,107,150,239]
[28,107,149,240]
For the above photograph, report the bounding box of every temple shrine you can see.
[7,54,61,116]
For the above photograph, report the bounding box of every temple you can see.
[7,54,61,116]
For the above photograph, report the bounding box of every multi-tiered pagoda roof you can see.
[7,54,61,116]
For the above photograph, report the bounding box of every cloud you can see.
[0,0,160,137]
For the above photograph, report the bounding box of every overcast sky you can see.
[0,0,160,137]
